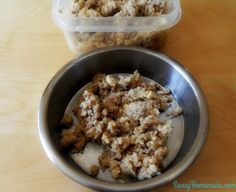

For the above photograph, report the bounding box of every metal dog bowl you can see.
[38,47,208,192]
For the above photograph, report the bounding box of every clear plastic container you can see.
[52,0,181,54]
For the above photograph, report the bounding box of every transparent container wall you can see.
[52,0,181,54]
[64,31,168,54]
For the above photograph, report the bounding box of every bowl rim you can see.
[38,46,209,192]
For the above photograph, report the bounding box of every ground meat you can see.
[60,131,77,147]
[90,165,99,177]
[110,160,122,179]
[60,71,182,180]
[71,0,167,17]
[168,106,183,117]
[71,31,167,54]
[66,0,168,53]
[74,135,87,151]
[60,114,73,127]
[98,151,111,171]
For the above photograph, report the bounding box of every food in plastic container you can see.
[52,0,181,54]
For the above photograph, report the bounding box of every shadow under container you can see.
[52,0,181,54]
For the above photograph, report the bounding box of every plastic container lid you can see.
[52,0,181,32]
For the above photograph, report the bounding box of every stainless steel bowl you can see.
[38,47,208,192]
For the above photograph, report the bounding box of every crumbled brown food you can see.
[71,31,167,54]
[90,165,99,177]
[98,150,111,171]
[110,160,122,179]
[60,114,73,127]
[74,135,87,151]
[72,0,167,17]
[60,125,86,151]
[60,131,78,147]
[68,0,168,53]
[60,71,182,180]
[168,106,183,117]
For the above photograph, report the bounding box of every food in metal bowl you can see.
[60,71,182,180]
